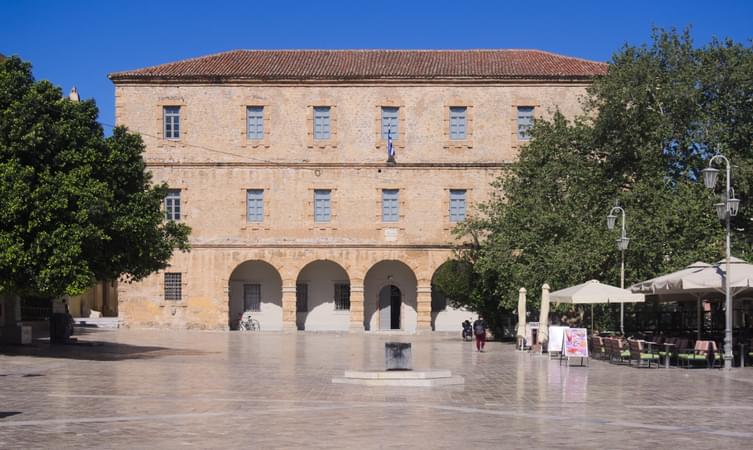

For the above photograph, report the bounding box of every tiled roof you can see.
[109,49,607,82]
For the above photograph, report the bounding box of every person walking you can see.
[473,316,487,352]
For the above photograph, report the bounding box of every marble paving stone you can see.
[1,329,753,449]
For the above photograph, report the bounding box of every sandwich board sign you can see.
[560,328,589,367]
[546,326,569,357]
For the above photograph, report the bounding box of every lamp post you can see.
[607,205,629,335]
[700,153,739,370]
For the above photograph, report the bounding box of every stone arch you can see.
[363,260,418,332]
[430,260,477,332]
[295,259,351,331]
[228,260,283,330]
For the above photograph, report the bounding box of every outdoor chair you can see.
[677,340,722,369]
[606,337,629,364]
[591,336,608,360]
[627,339,660,368]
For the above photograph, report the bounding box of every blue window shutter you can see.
[517,106,534,140]
[314,189,331,222]
[381,107,399,140]
[247,189,264,222]
[247,106,264,139]
[314,106,331,140]
[449,189,466,222]
[382,189,399,222]
[449,107,466,140]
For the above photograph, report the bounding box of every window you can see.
[164,273,182,301]
[243,284,261,312]
[163,106,180,139]
[247,106,264,140]
[449,106,467,140]
[165,189,181,221]
[296,283,308,313]
[449,189,467,223]
[517,106,534,140]
[381,107,399,140]
[313,106,331,140]
[382,189,399,222]
[334,283,350,310]
[246,189,264,223]
[314,189,331,223]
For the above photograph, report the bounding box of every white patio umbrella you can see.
[630,261,712,294]
[516,287,527,349]
[629,258,753,338]
[631,258,753,295]
[550,280,645,331]
[538,284,551,348]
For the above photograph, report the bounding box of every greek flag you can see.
[387,129,395,161]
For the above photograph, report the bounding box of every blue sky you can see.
[2,0,752,132]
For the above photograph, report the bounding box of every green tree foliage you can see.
[0,56,190,298]
[445,29,753,326]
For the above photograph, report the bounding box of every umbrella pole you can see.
[697,296,702,340]
[591,304,594,332]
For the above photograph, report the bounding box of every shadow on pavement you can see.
[0,332,209,361]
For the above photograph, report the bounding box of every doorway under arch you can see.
[364,260,417,332]
[228,260,282,330]
[295,260,351,331]
[378,285,402,330]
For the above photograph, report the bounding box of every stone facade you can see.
[110,50,600,332]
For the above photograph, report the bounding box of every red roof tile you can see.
[109,49,607,82]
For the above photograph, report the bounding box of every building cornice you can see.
[143,161,512,169]
[112,78,596,87]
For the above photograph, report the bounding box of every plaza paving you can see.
[2,329,753,449]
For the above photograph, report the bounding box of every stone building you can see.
[108,50,606,332]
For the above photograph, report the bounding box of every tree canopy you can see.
[0,56,190,299]
[436,29,753,331]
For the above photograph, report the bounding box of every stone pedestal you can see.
[385,342,412,370]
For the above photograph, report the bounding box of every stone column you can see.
[349,283,365,332]
[416,284,432,333]
[281,283,297,331]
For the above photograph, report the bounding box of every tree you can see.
[0,56,190,300]
[440,29,753,331]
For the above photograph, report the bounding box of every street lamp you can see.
[607,205,628,334]
[701,153,738,370]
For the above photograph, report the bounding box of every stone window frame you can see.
[443,100,474,149]
[164,188,182,222]
[155,98,187,147]
[510,98,541,150]
[240,186,271,231]
[239,100,271,148]
[159,270,188,307]
[374,186,406,230]
[161,181,190,222]
[306,186,338,230]
[306,101,338,149]
[442,187,473,230]
[374,100,406,150]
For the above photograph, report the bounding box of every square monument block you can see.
[385,342,412,370]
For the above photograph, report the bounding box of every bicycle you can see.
[238,311,260,331]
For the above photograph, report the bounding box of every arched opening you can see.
[378,285,402,330]
[228,260,282,330]
[364,260,417,332]
[295,260,351,331]
[431,260,477,331]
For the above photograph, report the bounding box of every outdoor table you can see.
[645,342,673,368]
[657,342,675,368]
